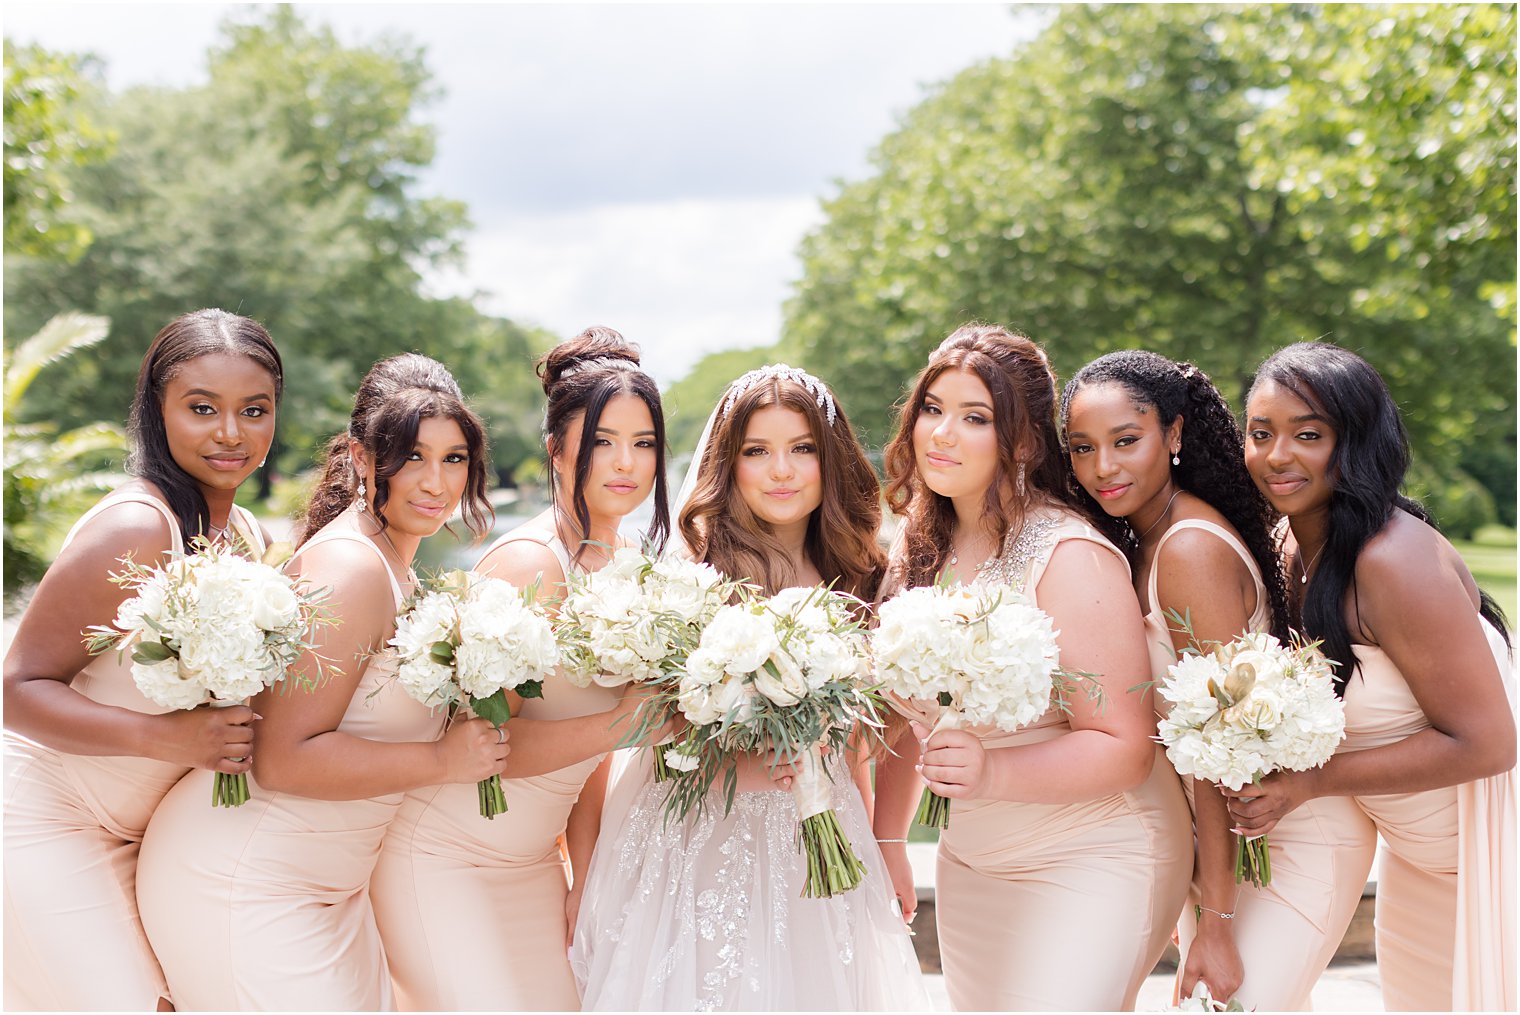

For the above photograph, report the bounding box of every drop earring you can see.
[1016,463,1027,496]
[1171,449,1181,467]
[356,478,368,511]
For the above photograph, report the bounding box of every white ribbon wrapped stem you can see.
[790,744,833,821]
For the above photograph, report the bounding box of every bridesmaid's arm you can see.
[1225,522,1516,836]
[921,540,1155,804]
[2,501,255,769]
[476,539,673,779]
[871,717,923,924]
[252,538,508,800]
[563,755,612,945]
[1155,532,1253,1000]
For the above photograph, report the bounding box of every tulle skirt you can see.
[571,752,931,1012]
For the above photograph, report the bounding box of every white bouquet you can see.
[669,585,881,898]
[389,569,559,818]
[1156,616,1345,886]
[554,547,745,780]
[85,538,333,807]
[874,583,1099,829]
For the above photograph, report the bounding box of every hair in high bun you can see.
[537,326,670,558]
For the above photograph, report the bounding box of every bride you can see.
[569,364,931,1011]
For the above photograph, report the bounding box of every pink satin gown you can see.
[1342,621,1515,1012]
[135,527,442,1010]
[896,503,1193,1011]
[1150,519,1376,1011]
[371,529,619,1011]
[3,492,262,1011]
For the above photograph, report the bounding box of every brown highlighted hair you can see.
[128,308,283,546]
[537,327,670,561]
[679,373,885,600]
[883,322,1093,590]
[300,353,493,546]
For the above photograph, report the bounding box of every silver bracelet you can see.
[1195,904,1235,920]
[875,837,909,844]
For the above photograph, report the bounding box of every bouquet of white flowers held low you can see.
[554,546,747,781]
[1155,611,1345,887]
[85,537,335,808]
[873,583,1103,830]
[669,585,882,898]
[389,569,559,819]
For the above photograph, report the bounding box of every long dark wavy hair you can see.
[679,373,886,601]
[1250,342,1510,692]
[883,322,1097,590]
[300,354,493,546]
[538,327,671,561]
[1059,349,1292,641]
[127,309,283,545]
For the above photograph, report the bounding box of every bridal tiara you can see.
[560,356,647,381]
[719,363,837,426]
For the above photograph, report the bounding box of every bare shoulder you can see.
[292,536,395,611]
[1042,535,1132,592]
[476,535,566,590]
[56,488,175,567]
[1356,509,1449,585]
[1155,526,1252,591]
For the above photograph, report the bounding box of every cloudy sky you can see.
[6,3,1043,382]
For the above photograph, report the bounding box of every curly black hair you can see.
[1250,342,1509,693]
[1059,349,1292,641]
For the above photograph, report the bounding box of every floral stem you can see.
[914,786,951,829]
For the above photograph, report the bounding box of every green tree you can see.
[782,4,1515,526]
[3,313,125,596]
[3,40,112,260]
[3,9,548,502]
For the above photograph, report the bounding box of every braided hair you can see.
[1060,349,1292,641]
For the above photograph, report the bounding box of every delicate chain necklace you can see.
[363,511,415,583]
[1136,488,1183,543]
[1297,541,1326,586]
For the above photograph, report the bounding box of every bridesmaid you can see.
[1061,349,1373,1009]
[371,328,676,1010]
[3,309,277,1011]
[1232,341,1515,1011]
[571,363,930,1011]
[873,323,1192,1011]
[135,353,505,1010]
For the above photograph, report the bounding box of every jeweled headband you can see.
[719,363,837,426]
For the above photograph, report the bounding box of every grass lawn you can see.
[1454,525,1517,624]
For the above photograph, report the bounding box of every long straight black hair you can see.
[1250,342,1509,692]
[127,309,283,545]
[537,327,670,560]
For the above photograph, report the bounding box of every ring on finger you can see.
[495,726,506,745]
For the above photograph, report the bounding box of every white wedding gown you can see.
[571,749,932,1011]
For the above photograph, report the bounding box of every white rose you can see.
[248,576,300,631]
[752,653,807,706]
[131,657,207,710]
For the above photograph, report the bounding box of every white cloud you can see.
[426,194,825,384]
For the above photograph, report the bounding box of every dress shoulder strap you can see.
[289,529,405,607]
[228,504,267,556]
[1147,518,1265,627]
[480,527,576,579]
[61,490,184,557]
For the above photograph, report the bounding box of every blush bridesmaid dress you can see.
[134,527,441,1010]
[1149,519,1376,1012]
[370,528,619,1011]
[4,491,263,1010]
[897,503,1193,1011]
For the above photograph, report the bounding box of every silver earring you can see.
[356,478,368,510]
[1016,463,1027,496]
[1171,450,1181,466]
[259,458,268,468]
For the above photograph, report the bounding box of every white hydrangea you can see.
[874,585,1065,733]
[131,656,209,710]
[1157,631,1345,791]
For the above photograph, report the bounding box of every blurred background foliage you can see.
[780,3,1515,534]
[3,4,1514,596]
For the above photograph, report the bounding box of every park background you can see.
[4,3,1515,618]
